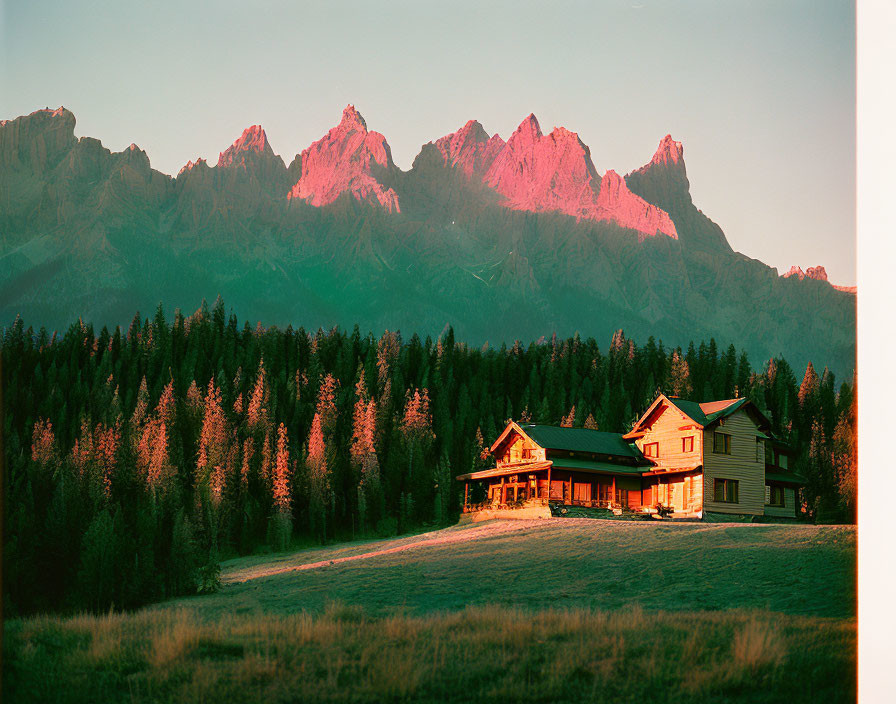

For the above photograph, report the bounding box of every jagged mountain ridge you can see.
[0,105,855,375]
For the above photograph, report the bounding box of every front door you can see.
[574,482,591,505]
[671,482,684,512]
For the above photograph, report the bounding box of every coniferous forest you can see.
[2,300,856,616]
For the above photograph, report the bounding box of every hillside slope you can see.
[168,519,856,619]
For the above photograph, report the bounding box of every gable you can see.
[490,422,543,460]
[627,394,694,437]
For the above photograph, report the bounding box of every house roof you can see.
[765,469,807,485]
[667,397,749,426]
[626,393,776,441]
[548,457,646,475]
[518,424,645,459]
[456,461,553,482]
[456,456,647,481]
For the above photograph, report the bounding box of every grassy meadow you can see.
[3,519,856,703]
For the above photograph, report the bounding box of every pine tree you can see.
[307,413,330,543]
[668,350,693,398]
[272,423,291,513]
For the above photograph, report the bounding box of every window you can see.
[644,442,659,457]
[713,432,731,455]
[682,436,694,453]
[779,454,788,470]
[714,478,739,503]
[765,485,785,507]
[756,439,764,463]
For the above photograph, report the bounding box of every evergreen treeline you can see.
[2,300,856,615]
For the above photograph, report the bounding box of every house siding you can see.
[764,486,797,518]
[702,409,766,515]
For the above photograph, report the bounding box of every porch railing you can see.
[462,497,630,513]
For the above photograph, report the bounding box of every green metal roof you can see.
[519,425,644,459]
[549,458,646,475]
[765,470,806,485]
[667,397,749,426]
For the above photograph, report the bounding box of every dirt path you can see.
[223,519,544,584]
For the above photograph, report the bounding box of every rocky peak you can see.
[518,113,542,139]
[119,143,152,177]
[217,125,272,168]
[0,106,77,174]
[782,265,855,293]
[433,119,505,177]
[484,114,601,220]
[287,105,399,213]
[783,265,829,281]
[627,134,688,185]
[805,265,829,281]
[177,157,208,177]
[340,104,367,131]
[651,134,684,167]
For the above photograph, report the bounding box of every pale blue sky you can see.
[1,0,856,284]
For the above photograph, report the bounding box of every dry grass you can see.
[3,520,856,702]
[732,618,787,670]
[3,604,854,703]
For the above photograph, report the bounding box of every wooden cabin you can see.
[458,394,805,520]
[456,422,656,512]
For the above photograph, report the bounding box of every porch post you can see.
[568,475,573,504]
[464,481,469,512]
[546,464,552,501]
[501,477,506,504]
[612,475,616,506]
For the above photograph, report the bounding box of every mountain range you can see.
[0,105,855,375]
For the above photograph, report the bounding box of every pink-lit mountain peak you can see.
[782,265,855,293]
[217,124,272,169]
[340,104,367,131]
[177,157,208,177]
[287,105,399,213]
[443,119,490,150]
[517,113,543,139]
[783,265,828,282]
[485,114,598,215]
[652,134,683,166]
[470,114,678,239]
[434,119,505,177]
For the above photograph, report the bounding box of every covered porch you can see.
[456,460,649,513]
